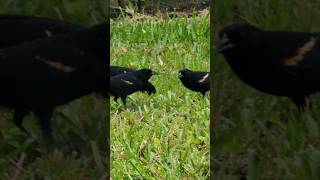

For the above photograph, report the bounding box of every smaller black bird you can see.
[110,68,158,105]
[110,66,135,76]
[178,69,210,96]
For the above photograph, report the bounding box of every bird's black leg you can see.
[114,96,119,103]
[121,96,127,105]
[34,108,54,137]
[291,95,308,111]
[13,109,30,136]
[144,81,156,95]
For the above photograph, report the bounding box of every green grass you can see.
[111,11,210,178]
[0,0,107,178]
[213,0,320,179]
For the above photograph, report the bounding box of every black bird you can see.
[0,22,108,136]
[110,69,157,105]
[110,66,135,76]
[218,22,320,109]
[178,69,210,96]
[0,15,86,49]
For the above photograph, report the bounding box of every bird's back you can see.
[110,66,135,76]
[110,73,144,97]
[0,15,86,49]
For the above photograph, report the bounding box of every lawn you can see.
[0,0,108,179]
[111,10,210,178]
[213,0,320,179]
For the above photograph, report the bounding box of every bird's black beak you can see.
[217,33,234,53]
[152,71,159,75]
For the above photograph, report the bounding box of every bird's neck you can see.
[75,27,108,66]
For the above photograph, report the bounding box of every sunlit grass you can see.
[111,11,210,178]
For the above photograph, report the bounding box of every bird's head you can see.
[135,68,158,80]
[178,69,191,79]
[218,22,261,54]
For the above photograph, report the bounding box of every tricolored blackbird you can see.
[219,22,320,109]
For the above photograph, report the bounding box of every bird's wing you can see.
[110,74,143,93]
[0,36,94,81]
[251,32,320,81]
[276,35,320,80]
[197,72,210,87]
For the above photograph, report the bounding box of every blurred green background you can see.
[213,0,320,179]
[111,0,209,17]
[0,0,108,179]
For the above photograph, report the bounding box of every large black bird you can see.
[110,66,135,76]
[178,69,210,96]
[0,22,108,136]
[218,22,320,109]
[110,69,157,105]
[0,15,86,49]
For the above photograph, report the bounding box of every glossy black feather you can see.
[110,69,156,105]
